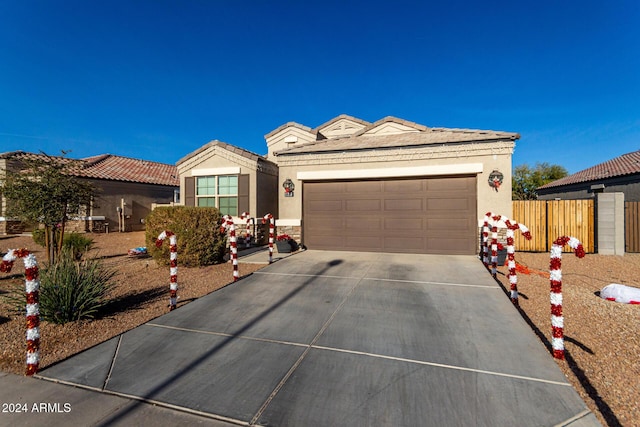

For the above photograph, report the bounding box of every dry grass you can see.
[1,232,639,426]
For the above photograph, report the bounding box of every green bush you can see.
[38,250,115,324]
[63,233,93,259]
[31,230,93,260]
[144,206,227,267]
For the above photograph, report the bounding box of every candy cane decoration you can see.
[481,212,492,268]
[1,249,40,376]
[482,212,508,277]
[504,219,532,305]
[240,212,253,248]
[262,213,274,264]
[155,231,178,311]
[220,215,239,281]
[549,236,585,360]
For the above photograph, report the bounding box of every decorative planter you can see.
[275,240,292,253]
[497,249,507,266]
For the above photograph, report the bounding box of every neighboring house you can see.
[537,150,640,201]
[0,151,179,234]
[178,114,519,255]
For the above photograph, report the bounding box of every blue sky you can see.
[1,0,638,174]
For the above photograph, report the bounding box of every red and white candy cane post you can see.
[504,219,532,305]
[240,212,253,248]
[1,248,41,376]
[549,236,585,360]
[155,231,179,311]
[220,215,239,281]
[262,213,274,264]
[482,212,508,277]
[481,212,493,268]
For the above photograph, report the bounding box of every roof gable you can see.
[315,114,370,139]
[538,150,640,189]
[360,116,427,136]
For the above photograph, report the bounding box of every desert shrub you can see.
[31,230,93,260]
[38,250,115,324]
[144,206,227,267]
[62,233,94,260]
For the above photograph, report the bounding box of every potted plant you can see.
[275,234,293,253]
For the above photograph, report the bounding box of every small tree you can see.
[512,162,568,200]
[1,152,97,264]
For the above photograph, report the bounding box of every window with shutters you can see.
[196,175,238,215]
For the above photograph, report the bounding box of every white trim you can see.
[275,219,301,226]
[191,167,241,176]
[296,163,483,181]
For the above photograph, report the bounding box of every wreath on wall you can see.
[488,170,504,192]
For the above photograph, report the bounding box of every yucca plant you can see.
[37,250,115,324]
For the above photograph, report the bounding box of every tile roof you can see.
[78,154,179,186]
[274,125,519,155]
[538,149,640,189]
[0,151,178,186]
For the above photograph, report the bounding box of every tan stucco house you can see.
[0,151,179,234]
[177,115,519,255]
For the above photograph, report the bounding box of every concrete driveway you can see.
[37,250,599,426]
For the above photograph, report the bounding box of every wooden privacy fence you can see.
[512,200,595,252]
[626,201,640,253]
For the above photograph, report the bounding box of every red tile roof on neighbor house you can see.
[538,149,640,189]
[0,151,179,186]
[78,154,179,186]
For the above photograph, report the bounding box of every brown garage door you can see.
[303,176,477,255]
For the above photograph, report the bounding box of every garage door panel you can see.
[385,236,424,250]
[346,217,382,232]
[384,198,423,211]
[384,217,425,231]
[303,176,476,254]
[307,200,343,212]
[346,181,382,193]
[346,199,382,211]
[384,180,424,192]
[426,197,473,211]
[345,236,382,249]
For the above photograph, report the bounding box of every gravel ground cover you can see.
[0,232,264,376]
[493,252,639,427]
[1,232,638,426]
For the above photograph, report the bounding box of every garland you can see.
[240,212,253,248]
[549,236,585,360]
[504,219,532,305]
[1,248,41,376]
[262,213,274,264]
[155,231,178,311]
[220,215,239,281]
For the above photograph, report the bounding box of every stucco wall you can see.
[89,179,177,232]
[274,140,514,224]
